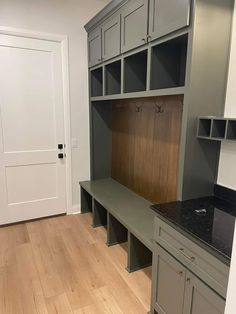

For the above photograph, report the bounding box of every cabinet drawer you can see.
[154,217,229,298]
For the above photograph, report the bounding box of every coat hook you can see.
[155,104,164,114]
[135,103,143,113]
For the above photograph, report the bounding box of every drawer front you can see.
[154,217,229,298]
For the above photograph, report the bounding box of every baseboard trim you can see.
[68,204,81,214]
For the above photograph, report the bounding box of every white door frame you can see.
[0,26,73,214]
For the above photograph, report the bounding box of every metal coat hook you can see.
[135,103,143,113]
[155,104,164,114]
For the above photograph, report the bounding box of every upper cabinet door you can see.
[121,0,149,53]
[88,28,102,68]
[102,15,121,61]
[149,0,191,41]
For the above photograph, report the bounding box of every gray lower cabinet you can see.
[88,28,102,67]
[151,244,225,314]
[102,15,121,61]
[121,0,149,53]
[149,0,191,41]
[152,244,186,314]
[183,271,226,314]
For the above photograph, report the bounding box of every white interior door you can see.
[0,34,67,225]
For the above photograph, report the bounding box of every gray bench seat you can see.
[80,178,155,272]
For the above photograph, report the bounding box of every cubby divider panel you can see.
[80,187,92,213]
[107,213,128,246]
[124,50,147,93]
[92,199,107,228]
[150,34,188,90]
[91,67,103,97]
[105,60,121,95]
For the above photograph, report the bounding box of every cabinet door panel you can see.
[149,0,191,40]
[102,15,121,61]
[121,0,148,53]
[152,244,186,314]
[88,28,102,68]
[183,271,225,314]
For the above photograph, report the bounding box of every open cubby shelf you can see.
[105,60,121,95]
[150,34,188,90]
[198,118,212,137]
[211,120,226,139]
[124,50,147,93]
[91,67,103,97]
[197,117,236,142]
[89,34,189,100]
[227,120,236,140]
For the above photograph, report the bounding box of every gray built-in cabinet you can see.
[102,15,121,61]
[85,0,233,201]
[87,0,191,66]
[88,14,121,67]
[85,1,233,314]
[152,217,228,314]
[149,0,191,41]
[152,244,225,314]
[88,28,102,68]
[121,0,149,52]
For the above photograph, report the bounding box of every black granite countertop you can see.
[151,196,236,266]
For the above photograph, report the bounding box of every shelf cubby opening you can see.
[105,60,121,95]
[124,50,147,93]
[211,119,226,139]
[226,120,236,141]
[91,67,103,97]
[150,34,188,90]
[198,119,212,137]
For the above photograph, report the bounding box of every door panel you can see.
[121,0,149,53]
[88,28,102,67]
[183,271,225,314]
[102,14,121,61]
[0,34,66,224]
[149,0,191,40]
[152,244,186,314]
[0,47,55,152]
[6,163,57,204]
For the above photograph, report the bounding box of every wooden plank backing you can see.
[111,95,183,204]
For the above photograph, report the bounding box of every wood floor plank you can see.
[73,304,104,314]
[0,265,24,314]
[28,232,65,298]
[0,223,29,267]
[0,213,151,313]
[46,293,73,314]
[15,242,48,314]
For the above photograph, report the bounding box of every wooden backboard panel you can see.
[111,95,183,204]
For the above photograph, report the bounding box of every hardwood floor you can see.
[0,213,152,314]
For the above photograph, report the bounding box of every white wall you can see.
[217,0,236,190]
[217,3,236,313]
[0,0,110,211]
